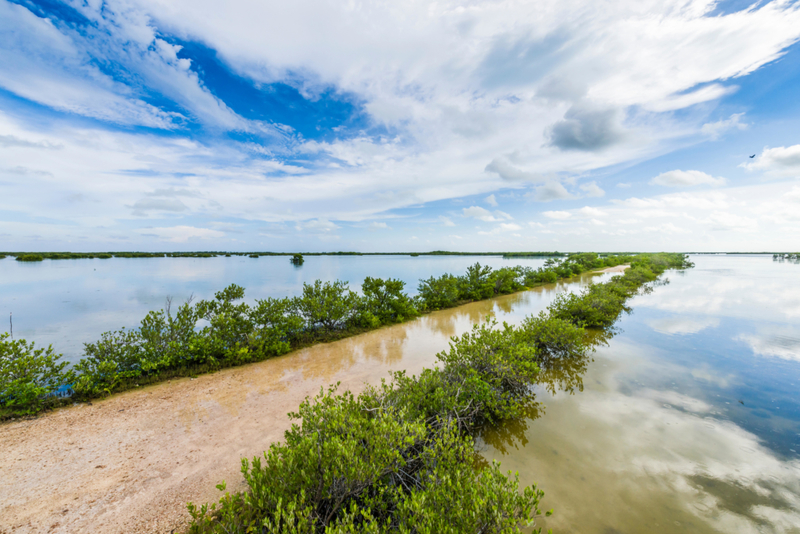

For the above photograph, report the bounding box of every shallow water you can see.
[3,253,797,533]
[0,254,545,364]
[481,255,800,534]
[0,269,607,534]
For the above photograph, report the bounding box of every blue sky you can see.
[2,0,800,252]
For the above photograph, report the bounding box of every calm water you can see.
[0,254,545,364]
[2,253,798,532]
[482,254,800,533]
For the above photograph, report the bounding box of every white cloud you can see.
[139,225,224,242]
[485,194,498,207]
[439,216,456,227]
[478,222,523,235]
[543,210,572,220]
[130,197,188,215]
[743,144,800,177]
[579,181,605,197]
[463,206,496,221]
[484,158,551,183]
[648,316,720,335]
[462,206,513,222]
[4,0,800,249]
[296,219,339,233]
[643,222,687,234]
[368,222,389,231]
[532,181,573,202]
[578,206,607,218]
[703,211,757,232]
[700,113,748,140]
[785,186,800,203]
[650,170,726,187]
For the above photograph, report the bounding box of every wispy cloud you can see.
[650,170,726,188]
[3,0,800,249]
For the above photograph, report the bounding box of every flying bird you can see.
[750,154,756,158]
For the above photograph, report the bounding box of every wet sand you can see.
[594,264,628,273]
[0,271,614,534]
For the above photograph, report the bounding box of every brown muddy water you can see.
[0,268,607,534]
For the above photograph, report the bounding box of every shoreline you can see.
[0,267,623,534]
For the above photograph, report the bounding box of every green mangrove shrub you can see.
[3,253,692,415]
[416,273,460,311]
[249,297,304,357]
[359,277,418,325]
[0,333,69,415]
[292,280,360,333]
[183,263,650,533]
[457,262,495,300]
[187,314,570,533]
[16,254,44,262]
[194,285,255,365]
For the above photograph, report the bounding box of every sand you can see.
[0,268,621,534]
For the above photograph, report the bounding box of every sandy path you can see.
[1,295,505,534]
[593,264,629,274]
[0,269,618,534]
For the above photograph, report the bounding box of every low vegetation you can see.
[0,253,691,419]
[185,253,691,533]
[774,253,799,262]
[15,254,44,262]
[0,253,692,531]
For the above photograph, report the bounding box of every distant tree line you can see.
[0,250,655,261]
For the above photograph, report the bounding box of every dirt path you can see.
[1,295,503,534]
[593,264,629,274]
[1,270,619,534]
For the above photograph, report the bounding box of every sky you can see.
[1,0,800,252]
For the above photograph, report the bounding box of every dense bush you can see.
[489,266,525,295]
[293,280,360,333]
[548,283,629,328]
[1,253,692,417]
[457,262,495,301]
[187,314,572,534]
[249,297,304,357]
[416,273,460,311]
[185,255,694,533]
[360,277,418,325]
[194,285,254,364]
[16,254,44,262]
[0,333,69,415]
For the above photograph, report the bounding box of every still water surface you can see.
[0,254,545,364]
[482,254,800,533]
[1,254,799,533]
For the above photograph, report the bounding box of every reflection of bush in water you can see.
[187,255,693,533]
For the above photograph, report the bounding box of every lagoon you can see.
[0,254,545,365]
[483,254,800,533]
[1,253,798,532]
